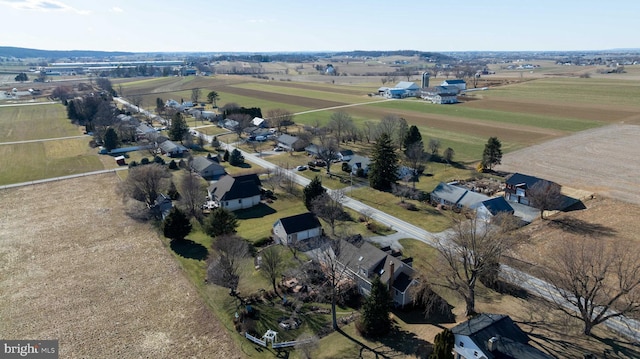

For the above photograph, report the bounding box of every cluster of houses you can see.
[377,77,468,105]
[430,173,559,222]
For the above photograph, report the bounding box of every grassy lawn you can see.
[0,138,104,185]
[0,104,83,142]
[231,83,379,104]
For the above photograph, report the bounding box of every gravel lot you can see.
[0,173,241,359]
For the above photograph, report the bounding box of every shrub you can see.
[140,157,150,165]
[168,160,178,170]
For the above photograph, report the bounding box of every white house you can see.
[273,212,322,245]
[207,174,262,211]
[337,149,354,162]
[451,313,553,359]
[420,86,460,104]
[347,155,371,175]
[440,79,467,91]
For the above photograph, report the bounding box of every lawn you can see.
[0,103,83,142]
[0,138,104,185]
[231,82,379,104]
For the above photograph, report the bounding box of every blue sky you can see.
[1,0,638,53]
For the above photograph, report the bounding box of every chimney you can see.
[388,261,395,291]
[487,336,500,352]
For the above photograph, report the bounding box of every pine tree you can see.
[429,328,454,359]
[162,207,192,241]
[359,276,392,337]
[481,137,502,171]
[223,149,230,162]
[204,207,238,238]
[403,125,422,154]
[169,112,189,142]
[303,176,326,210]
[103,127,119,151]
[369,133,399,191]
[229,149,244,166]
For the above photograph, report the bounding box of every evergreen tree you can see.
[403,125,422,154]
[429,328,454,359]
[359,276,392,337]
[303,176,326,210]
[210,136,220,149]
[15,72,28,82]
[481,136,503,171]
[167,181,180,200]
[103,127,119,151]
[229,149,244,166]
[223,149,230,162]
[162,207,192,241]
[368,133,399,191]
[66,100,79,121]
[169,112,189,142]
[204,207,238,238]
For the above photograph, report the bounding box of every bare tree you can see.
[207,234,250,291]
[432,212,521,316]
[228,113,252,139]
[443,147,455,168]
[405,142,427,188]
[376,115,408,148]
[312,190,347,236]
[362,121,375,143]
[179,171,206,219]
[266,108,294,133]
[191,88,201,104]
[130,95,143,113]
[316,132,340,174]
[315,237,355,329]
[119,163,171,207]
[528,180,564,219]
[295,333,319,359]
[328,111,353,143]
[428,138,441,157]
[260,246,283,298]
[542,237,640,335]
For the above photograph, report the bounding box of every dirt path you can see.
[0,174,242,359]
[496,124,640,205]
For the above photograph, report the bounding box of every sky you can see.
[1,0,639,53]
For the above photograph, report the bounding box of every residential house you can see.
[420,86,460,104]
[347,155,371,175]
[440,79,467,91]
[114,155,126,166]
[223,119,239,130]
[430,182,489,210]
[273,212,322,245]
[152,194,173,219]
[337,149,354,162]
[504,173,550,206]
[336,239,417,307]
[451,313,553,359]
[277,134,308,152]
[207,173,262,211]
[136,123,158,141]
[190,156,226,180]
[158,140,189,157]
[251,117,266,127]
[471,197,515,222]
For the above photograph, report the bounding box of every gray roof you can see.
[348,155,371,168]
[191,156,225,175]
[395,81,419,90]
[505,173,547,189]
[431,182,488,207]
[480,197,514,216]
[452,314,552,359]
[159,140,188,153]
[277,134,299,147]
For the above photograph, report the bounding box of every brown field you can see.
[496,124,640,205]
[0,174,241,359]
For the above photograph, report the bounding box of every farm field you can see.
[0,173,241,358]
[0,103,83,142]
[496,124,640,206]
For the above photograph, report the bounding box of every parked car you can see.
[274,147,283,152]
[296,165,307,171]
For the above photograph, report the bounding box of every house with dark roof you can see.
[277,134,308,151]
[451,313,553,359]
[190,156,226,180]
[273,212,322,245]
[347,155,372,175]
[504,173,552,206]
[336,239,417,307]
[152,194,173,219]
[207,173,262,211]
[337,149,354,162]
[471,197,515,221]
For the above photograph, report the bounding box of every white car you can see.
[296,165,307,171]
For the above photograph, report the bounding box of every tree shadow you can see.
[549,217,617,237]
[591,333,640,359]
[377,325,433,359]
[170,239,208,260]
[393,302,455,325]
[235,203,277,219]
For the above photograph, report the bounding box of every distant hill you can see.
[331,50,455,61]
[0,46,134,59]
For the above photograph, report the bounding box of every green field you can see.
[0,104,82,142]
